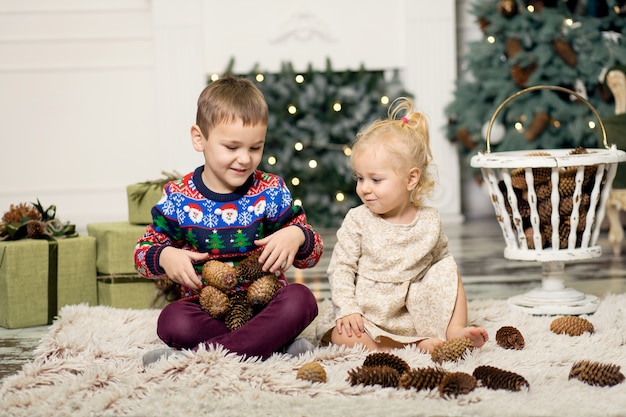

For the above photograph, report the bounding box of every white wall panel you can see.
[0,0,463,232]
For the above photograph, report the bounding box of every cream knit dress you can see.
[321,205,459,344]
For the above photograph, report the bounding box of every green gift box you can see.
[0,236,97,328]
[97,274,164,310]
[126,183,163,225]
[87,222,147,275]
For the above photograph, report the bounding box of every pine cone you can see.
[569,360,625,387]
[455,127,477,150]
[510,168,528,190]
[26,220,46,238]
[558,169,578,196]
[235,251,266,282]
[398,367,448,391]
[347,365,400,388]
[202,260,238,291]
[538,198,552,226]
[535,182,552,200]
[431,337,474,364]
[553,38,577,67]
[498,0,519,17]
[363,352,410,376]
[505,37,522,58]
[1,202,42,223]
[525,226,551,250]
[473,365,529,391]
[550,316,594,336]
[477,17,490,33]
[558,219,583,249]
[525,112,550,141]
[225,291,253,331]
[495,326,525,350]
[247,274,280,308]
[438,372,477,398]
[510,62,537,88]
[296,362,327,383]
[199,285,231,319]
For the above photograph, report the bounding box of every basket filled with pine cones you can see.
[470,85,626,315]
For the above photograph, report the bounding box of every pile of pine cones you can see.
[296,318,624,395]
[499,147,604,250]
[199,251,280,330]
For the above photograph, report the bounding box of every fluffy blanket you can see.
[1,295,625,417]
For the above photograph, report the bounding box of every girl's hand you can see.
[159,247,209,290]
[335,313,365,338]
[254,226,305,273]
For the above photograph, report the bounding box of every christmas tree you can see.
[446,0,626,181]
[215,59,412,228]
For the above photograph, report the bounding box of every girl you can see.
[321,97,488,353]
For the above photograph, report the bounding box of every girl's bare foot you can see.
[449,326,488,348]
[416,337,444,353]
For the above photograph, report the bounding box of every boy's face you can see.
[192,119,267,193]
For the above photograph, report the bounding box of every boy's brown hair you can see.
[196,75,268,137]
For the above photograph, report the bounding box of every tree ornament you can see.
[482,120,506,145]
[247,274,280,308]
[553,38,578,67]
[362,352,410,376]
[199,285,231,319]
[498,0,519,17]
[202,260,238,291]
[569,360,625,387]
[347,365,400,388]
[431,337,475,364]
[525,112,551,141]
[438,372,477,398]
[550,316,594,336]
[398,367,448,391]
[495,326,525,350]
[296,362,327,383]
[473,365,530,391]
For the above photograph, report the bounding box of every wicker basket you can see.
[470,85,626,314]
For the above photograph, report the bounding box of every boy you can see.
[136,76,323,364]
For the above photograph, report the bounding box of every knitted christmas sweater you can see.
[134,166,323,298]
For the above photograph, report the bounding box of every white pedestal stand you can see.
[507,261,599,315]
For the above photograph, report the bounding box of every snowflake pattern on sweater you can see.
[134,166,323,297]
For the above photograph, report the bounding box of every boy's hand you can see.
[254,225,305,273]
[336,313,365,338]
[159,247,209,290]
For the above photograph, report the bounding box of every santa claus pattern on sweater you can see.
[134,166,323,296]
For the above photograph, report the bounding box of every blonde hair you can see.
[196,75,268,137]
[351,97,435,207]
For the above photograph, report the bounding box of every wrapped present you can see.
[87,222,147,275]
[97,274,167,309]
[127,170,180,225]
[0,236,97,328]
[0,200,96,328]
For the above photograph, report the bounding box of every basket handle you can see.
[485,85,609,153]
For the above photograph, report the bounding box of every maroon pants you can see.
[156,283,318,359]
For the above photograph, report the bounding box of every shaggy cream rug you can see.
[1,295,625,417]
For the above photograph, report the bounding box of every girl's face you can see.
[352,145,420,223]
[192,119,267,193]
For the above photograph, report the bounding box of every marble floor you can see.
[1,217,625,381]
